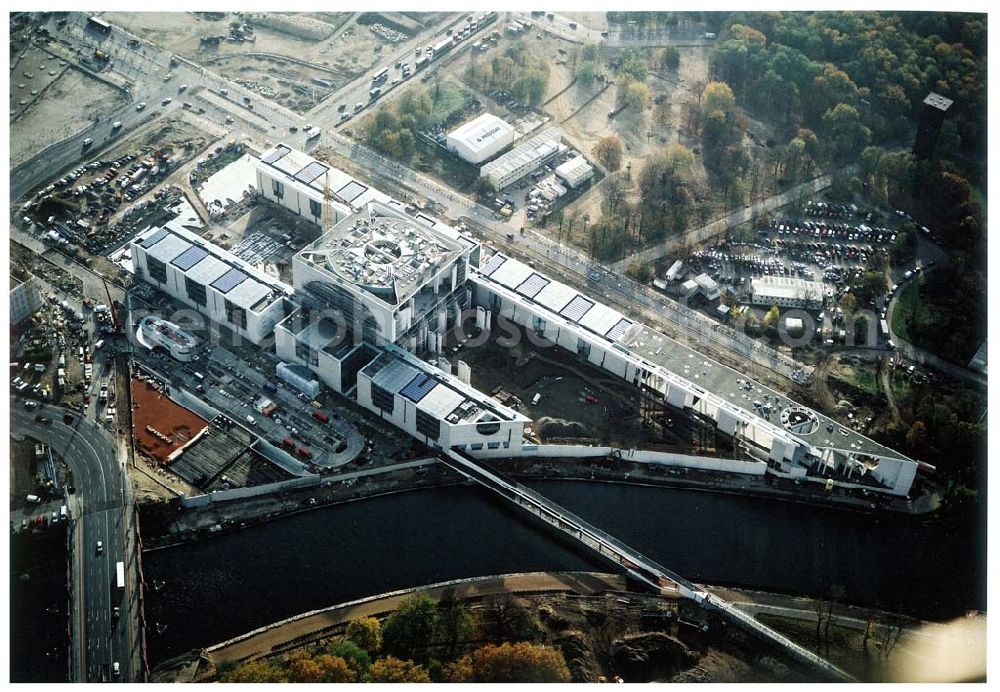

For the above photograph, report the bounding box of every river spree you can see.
[143,481,983,664]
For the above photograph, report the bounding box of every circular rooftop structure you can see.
[780,406,819,435]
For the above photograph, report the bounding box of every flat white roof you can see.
[555,155,593,179]
[751,276,825,300]
[447,113,514,153]
[257,143,392,209]
[481,128,562,181]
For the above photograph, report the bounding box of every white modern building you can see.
[554,155,594,188]
[275,202,480,392]
[130,219,291,345]
[10,276,43,325]
[750,276,826,310]
[445,113,516,164]
[136,316,197,361]
[470,251,925,496]
[358,345,529,454]
[255,143,392,228]
[481,128,564,190]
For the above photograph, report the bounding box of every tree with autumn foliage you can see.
[592,135,624,172]
[446,642,571,683]
[219,659,286,683]
[365,656,432,683]
[345,616,382,655]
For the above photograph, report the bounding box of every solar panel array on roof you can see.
[605,318,633,342]
[399,373,438,403]
[479,253,507,277]
[337,180,368,203]
[516,273,549,298]
[261,145,291,164]
[294,161,329,185]
[211,267,248,294]
[139,228,169,248]
[171,245,209,271]
[560,294,594,322]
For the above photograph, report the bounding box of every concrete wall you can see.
[471,444,768,475]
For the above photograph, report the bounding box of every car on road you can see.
[82,138,93,147]
[178,84,188,91]
[96,541,103,554]
[111,120,122,129]
[135,102,146,111]
[113,662,120,677]
[161,97,172,106]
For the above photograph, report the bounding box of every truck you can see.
[298,447,313,459]
[372,68,389,83]
[369,87,381,101]
[116,561,125,591]
[312,410,330,424]
[263,382,278,394]
[305,126,322,139]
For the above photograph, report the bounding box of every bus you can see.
[879,319,889,338]
[372,68,389,84]
[88,16,112,35]
[116,561,125,592]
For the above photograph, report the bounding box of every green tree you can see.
[660,45,681,72]
[702,81,736,117]
[906,420,928,449]
[382,594,439,662]
[346,617,382,654]
[622,79,651,110]
[576,60,598,89]
[447,642,572,683]
[626,260,654,283]
[314,654,356,683]
[763,304,780,332]
[327,640,371,678]
[365,656,431,683]
[435,591,475,659]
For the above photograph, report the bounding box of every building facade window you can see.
[415,410,440,441]
[295,340,318,366]
[147,257,167,283]
[224,299,247,329]
[309,198,322,218]
[371,383,394,414]
[471,443,483,451]
[577,337,591,359]
[185,277,207,306]
[487,441,500,449]
[272,179,284,199]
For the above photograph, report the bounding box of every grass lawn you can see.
[889,273,925,343]
[427,80,470,122]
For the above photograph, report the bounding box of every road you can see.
[884,262,986,388]
[11,403,141,682]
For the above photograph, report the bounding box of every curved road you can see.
[11,402,140,682]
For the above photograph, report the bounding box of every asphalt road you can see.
[11,403,139,682]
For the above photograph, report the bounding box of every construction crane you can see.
[102,277,120,333]
[322,172,358,232]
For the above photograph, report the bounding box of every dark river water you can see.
[143,481,984,664]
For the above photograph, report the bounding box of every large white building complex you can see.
[445,113,516,164]
[130,219,291,345]
[481,128,564,190]
[126,143,927,497]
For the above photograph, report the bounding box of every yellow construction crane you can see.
[322,172,359,232]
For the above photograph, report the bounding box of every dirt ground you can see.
[440,27,712,239]
[105,12,380,113]
[453,327,653,448]
[10,54,129,168]
[9,438,41,507]
[131,377,209,464]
